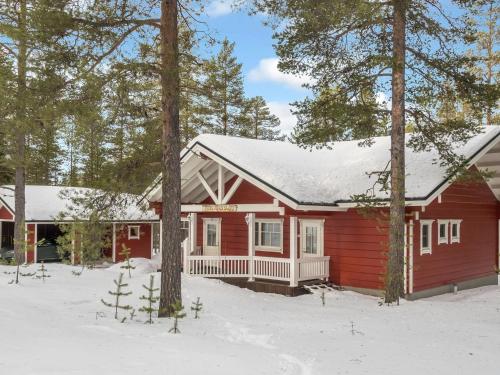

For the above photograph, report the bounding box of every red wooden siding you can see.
[410,179,498,292]
[26,223,36,263]
[323,209,388,290]
[0,205,13,220]
[114,223,152,262]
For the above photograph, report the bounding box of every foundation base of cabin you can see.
[406,274,499,300]
[219,278,313,297]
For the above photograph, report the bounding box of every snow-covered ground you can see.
[1,259,499,375]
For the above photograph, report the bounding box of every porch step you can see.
[303,282,342,294]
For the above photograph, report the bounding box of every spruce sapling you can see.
[139,274,159,324]
[320,291,325,307]
[36,261,50,282]
[119,244,135,278]
[168,300,186,334]
[191,297,203,319]
[101,273,133,320]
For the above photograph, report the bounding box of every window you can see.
[300,219,324,256]
[128,225,140,240]
[437,220,449,245]
[254,219,283,252]
[450,220,462,243]
[420,220,434,255]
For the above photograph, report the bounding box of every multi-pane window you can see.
[180,220,190,242]
[450,220,462,243]
[304,226,318,254]
[206,223,218,247]
[128,225,140,240]
[420,220,434,255]
[255,220,282,251]
[438,220,449,245]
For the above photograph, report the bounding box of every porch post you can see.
[159,219,163,255]
[112,222,116,263]
[289,216,298,287]
[187,213,197,274]
[33,223,38,263]
[247,213,255,281]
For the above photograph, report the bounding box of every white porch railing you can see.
[186,254,330,286]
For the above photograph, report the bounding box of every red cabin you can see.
[145,127,500,299]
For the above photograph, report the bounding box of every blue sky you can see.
[200,0,310,134]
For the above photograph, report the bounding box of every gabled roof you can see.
[0,185,158,222]
[145,126,500,209]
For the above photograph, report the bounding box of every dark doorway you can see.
[36,224,64,262]
[1,221,14,249]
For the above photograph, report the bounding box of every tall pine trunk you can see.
[386,0,406,304]
[14,0,28,282]
[159,0,182,317]
[485,2,494,126]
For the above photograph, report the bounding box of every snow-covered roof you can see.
[0,185,158,222]
[145,126,500,208]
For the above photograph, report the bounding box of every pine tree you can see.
[470,1,499,126]
[190,297,203,319]
[101,273,133,320]
[200,38,246,136]
[119,244,135,278]
[253,0,497,304]
[36,261,50,283]
[239,96,284,140]
[139,274,160,324]
[168,300,186,334]
[0,1,81,269]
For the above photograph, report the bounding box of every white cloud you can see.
[206,1,233,17]
[248,58,310,90]
[268,101,297,135]
[376,92,391,110]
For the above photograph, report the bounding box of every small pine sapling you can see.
[168,300,186,334]
[119,244,135,278]
[191,297,203,319]
[129,308,136,321]
[139,274,159,324]
[101,272,133,320]
[320,291,325,307]
[36,261,51,282]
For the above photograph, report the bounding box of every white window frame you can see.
[254,218,283,253]
[202,218,221,254]
[299,219,325,257]
[437,220,449,245]
[420,220,434,255]
[128,225,141,240]
[450,219,462,244]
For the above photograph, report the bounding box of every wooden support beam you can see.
[217,164,225,204]
[197,171,219,204]
[222,176,243,204]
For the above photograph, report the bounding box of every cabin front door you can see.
[300,219,324,257]
[203,218,221,256]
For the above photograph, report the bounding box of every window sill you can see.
[420,248,432,255]
[255,246,283,254]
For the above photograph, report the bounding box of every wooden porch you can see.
[181,213,331,289]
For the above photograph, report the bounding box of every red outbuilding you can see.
[144,126,500,299]
[0,186,159,264]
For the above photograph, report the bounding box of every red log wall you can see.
[410,179,498,292]
[0,205,13,220]
[114,223,153,262]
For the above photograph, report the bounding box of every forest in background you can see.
[0,1,497,198]
[0,14,283,195]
